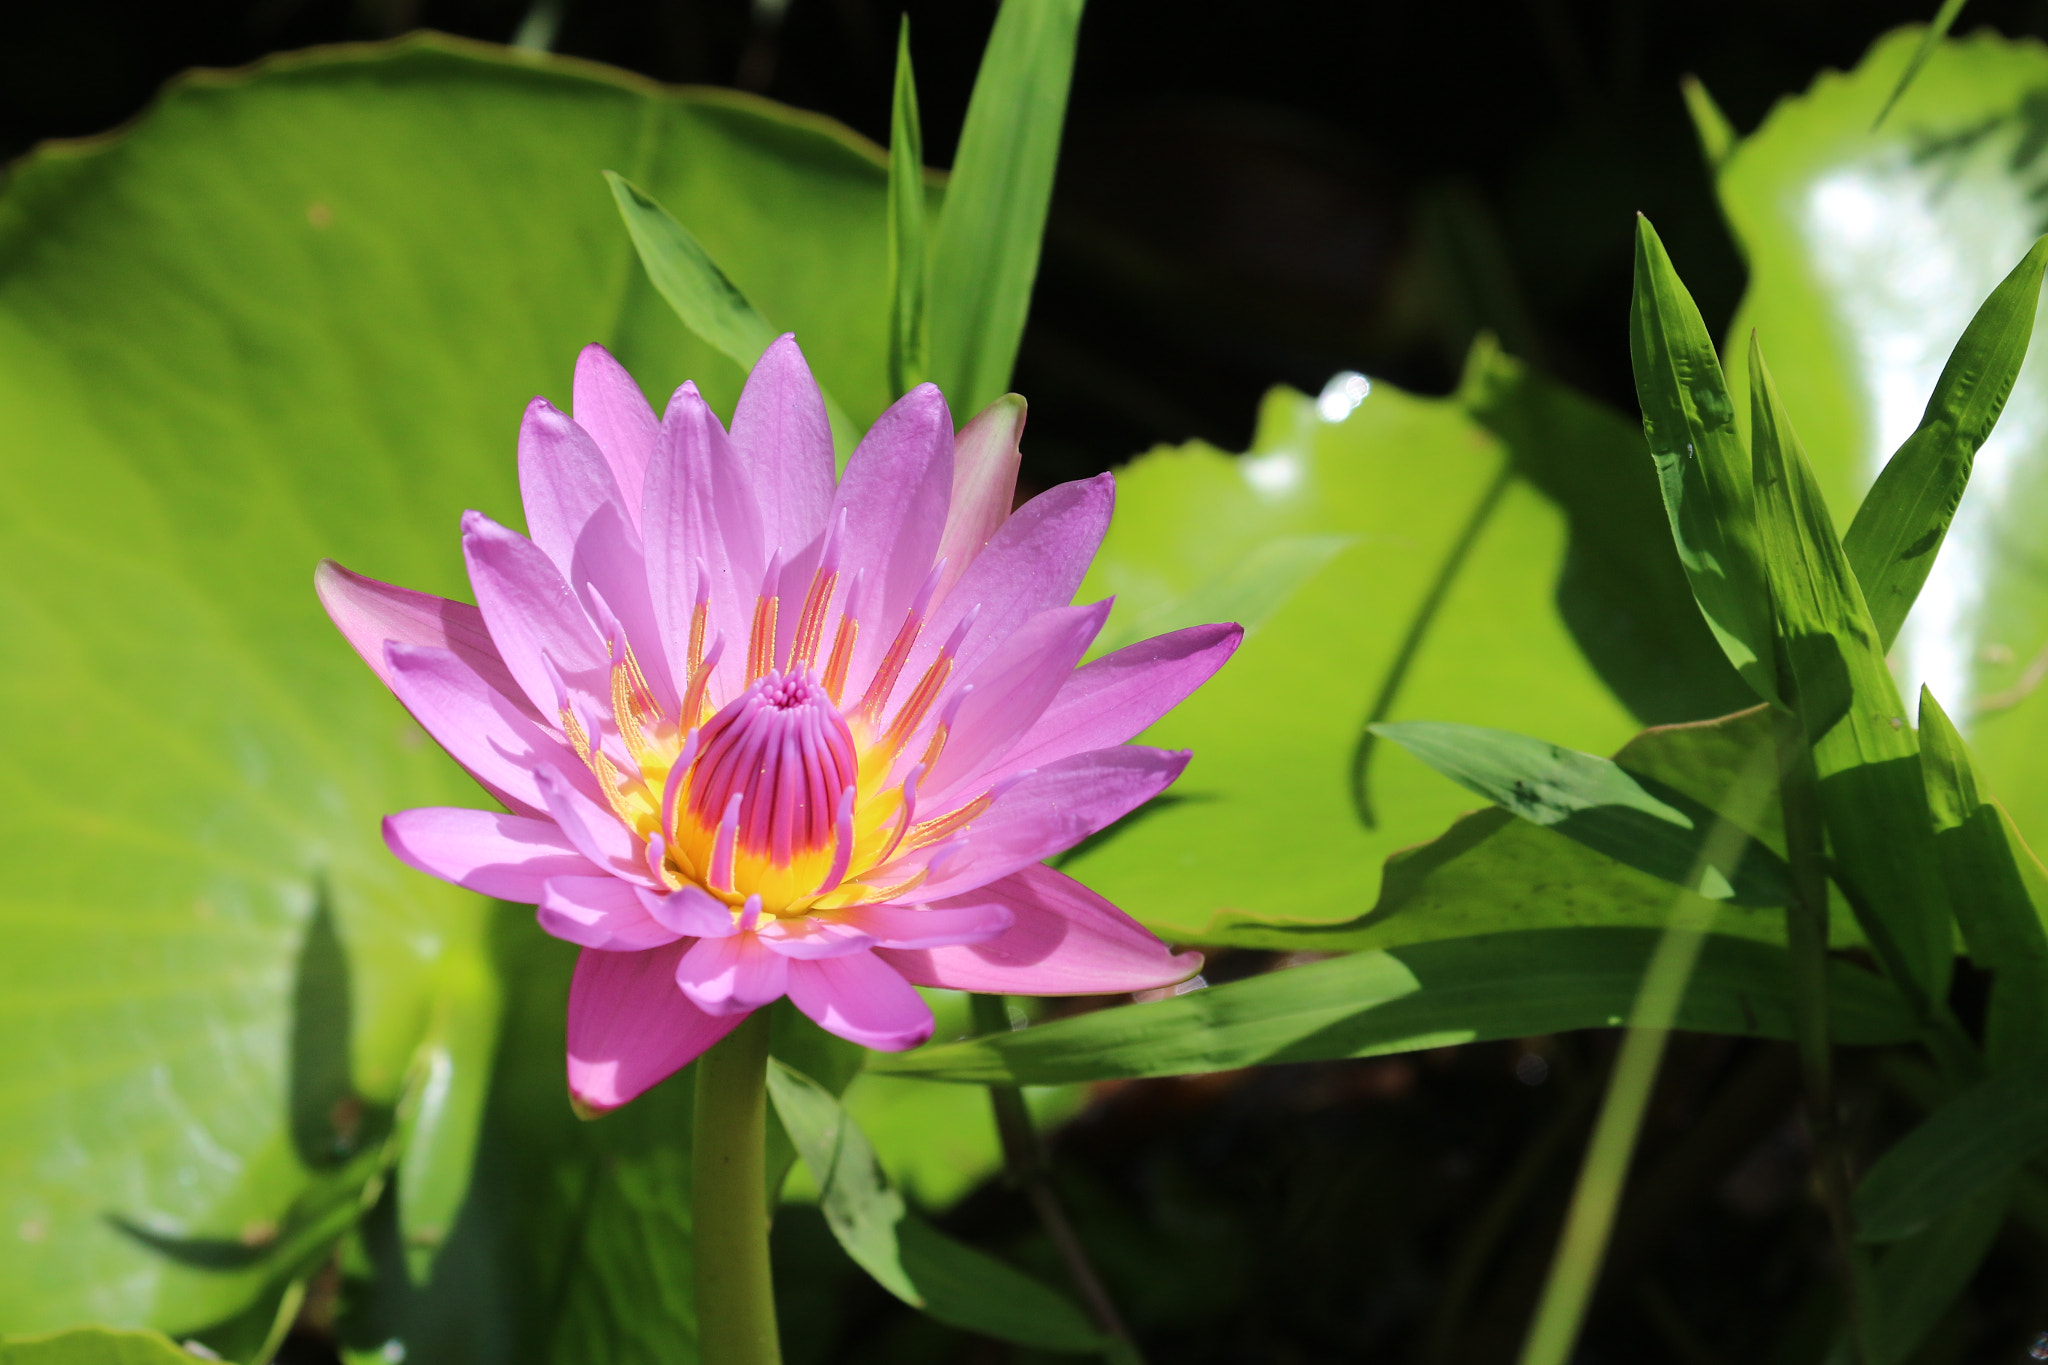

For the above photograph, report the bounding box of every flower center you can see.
[687,670,858,866]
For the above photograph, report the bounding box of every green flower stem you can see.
[969,993,1143,1362]
[693,1010,782,1365]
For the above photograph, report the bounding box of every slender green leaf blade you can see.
[1874,1,1972,129]
[0,1330,199,1364]
[1681,75,1736,171]
[925,0,1084,419]
[1853,1055,2048,1241]
[1749,336,1953,1002]
[886,17,928,399]
[896,1217,1104,1354]
[1844,236,2048,647]
[1858,1179,2011,1365]
[872,928,1918,1087]
[1919,687,2048,1064]
[1629,215,1777,702]
[1372,720,1788,906]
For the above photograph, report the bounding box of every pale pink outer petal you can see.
[730,334,835,556]
[902,474,1114,690]
[933,394,1026,600]
[840,901,1015,949]
[315,560,530,712]
[785,950,935,1051]
[384,643,593,818]
[538,876,685,951]
[572,343,658,516]
[916,600,1111,798]
[518,397,624,582]
[929,621,1243,807]
[637,884,739,938]
[754,916,876,960]
[567,941,743,1113]
[675,933,792,1015]
[832,384,954,690]
[889,745,1191,903]
[879,863,1202,995]
[382,807,600,901]
[461,511,609,721]
[643,382,765,700]
[535,767,654,887]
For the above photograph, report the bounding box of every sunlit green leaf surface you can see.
[0,35,904,1333]
[0,1329,198,1364]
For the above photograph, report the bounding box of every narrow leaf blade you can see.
[886,17,929,399]
[925,0,1085,420]
[1873,0,1972,130]
[1853,1056,2048,1241]
[1843,235,2048,647]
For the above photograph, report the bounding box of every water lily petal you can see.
[539,875,685,951]
[518,396,625,583]
[384,642,591,818]
[675,932,792,1015]
[567,941,742,1113]
[754,915,876,959]
[879,863,1202,995]
[917,600,1111,797]
[572,342,658,516]
[731,333,835,557]
[535,767,654,886]
[842,901,1014,949]
[316,560,528,711]
[786,950,935,1051]
[934,394,1026,600]
[382,807,599,900]
[833,384,953,690]
[638,884,739,938]
[461,510,609,721]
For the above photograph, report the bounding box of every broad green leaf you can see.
[1918,687,2048,1064]
[1371,720,1787,906]
[765,1061,1103,1353]
[1629,215,1776,702]
[886,17,928,398]
[1851,1055,2048,1242]
[1086,532,1351,658]
[1714,27,2048,845]
[1748,338,1953,1003]
[870,927,1918,1087]
[1843,235,2048,648]
[0,1330,198,1364]
[925,0,1084,421]
[0,34,909,1333]
[1858,1183,2012,1365]
[606,171,860,455]
[1063,377,1639,941]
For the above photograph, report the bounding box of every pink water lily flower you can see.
[319,337,1238,1113]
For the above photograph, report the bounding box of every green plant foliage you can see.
[0,1330,198,1364]
[871,927,1917,1087]
[1063,373,1642,943]
[1369,719,1787,905]
[1714,26,2048,842]
[924,0,1084,422]
[886,17,928,399]
[766,1062,1103,1353]
[0,34,911,1334]
[1852,1057,2048,1243]
[1854,1179,2013,1365]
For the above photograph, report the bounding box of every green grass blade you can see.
[1373,719,1788,906]
[1681,75,1736,171]
[886,17,929,399]
[1629,215,1777,703]
[1749,334,1954,1006]
[605,170,860,455]
[1844,236,2048,648]
[925,0,1084,421]
[1855,1180,2012,1365]
[1919,687,2048,1064]
[1853,1058,2048,1242]
[1873,0,1971,130]
[870,927,1919,1086]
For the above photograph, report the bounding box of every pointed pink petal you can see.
[675,933,792,1015]
[896,745,1191,902]
[934,621,1242,805]
[535,767,652,886]
[934,394,1026,599]
[567,941,743,1113]
[841,901,1014,949]
[637,884,738,938]
[384,642,591,818]
[901,474,1113,694]
[382,807,600,900]
[539,875,685,951]
[786,950,934,1051]
[461,511,609,721]
[832,385,954,689]
[730,334,834,557]
[316,560,529,712]
[518,397,624,580]
[643,383,765,699]
[879,863,1201,995]
[917,601,1111,798]
[754,916,876,960]
[572,343,658,515]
